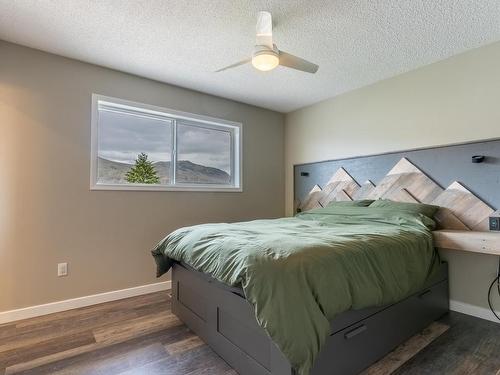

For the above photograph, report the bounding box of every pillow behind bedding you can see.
[369,199,439,218]
[326,199,374,207]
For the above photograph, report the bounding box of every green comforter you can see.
[152,206,439,375]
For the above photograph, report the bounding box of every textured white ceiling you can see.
[1,1,499,113]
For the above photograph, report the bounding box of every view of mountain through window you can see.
[176,123,231,184]
[97,110,172,185]
[93,97,240,190]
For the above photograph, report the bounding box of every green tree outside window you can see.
[125,153,160,184]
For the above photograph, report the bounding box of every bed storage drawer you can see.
[172,263,291,375]
[217,306,272,370]
[329,262,448,334]
[311,278,449,375]
[177,282,208,321]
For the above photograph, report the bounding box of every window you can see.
[91,95,242,191]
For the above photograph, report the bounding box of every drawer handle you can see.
[418,289,432,299]
[344,324,367,340]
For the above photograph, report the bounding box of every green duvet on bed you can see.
[152,206,439,375]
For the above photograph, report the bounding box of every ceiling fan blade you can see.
[215,58,251,72]
[278,51,319,74]
[256,11,273,48]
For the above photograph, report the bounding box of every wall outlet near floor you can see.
[57,262,68,277]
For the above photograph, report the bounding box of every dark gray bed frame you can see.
[172,262,449,375]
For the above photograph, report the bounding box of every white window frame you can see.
[90,94,242,192]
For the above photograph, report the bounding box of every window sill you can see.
[90,183,242,192]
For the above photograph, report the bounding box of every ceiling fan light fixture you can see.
[215,11,318,74]
[251,50,279,71]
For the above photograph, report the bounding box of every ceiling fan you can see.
[215,11,319,74]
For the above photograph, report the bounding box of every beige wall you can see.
[0,41,284,312]
[285,41,500,316]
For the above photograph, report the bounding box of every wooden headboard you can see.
[294,139,500,234]
[297,157,496,232]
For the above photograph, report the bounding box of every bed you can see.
[153,202,449,375]
[152,142,500,374]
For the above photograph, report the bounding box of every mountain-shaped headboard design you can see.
[294,139,500,232]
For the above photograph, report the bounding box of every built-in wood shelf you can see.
[433,230,500,256]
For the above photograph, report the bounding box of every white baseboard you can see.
[0,281,171,325]
[450,299,500,324]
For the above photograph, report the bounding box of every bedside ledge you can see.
[433,230,500,256]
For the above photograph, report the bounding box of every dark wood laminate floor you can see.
[0,291,498,375]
